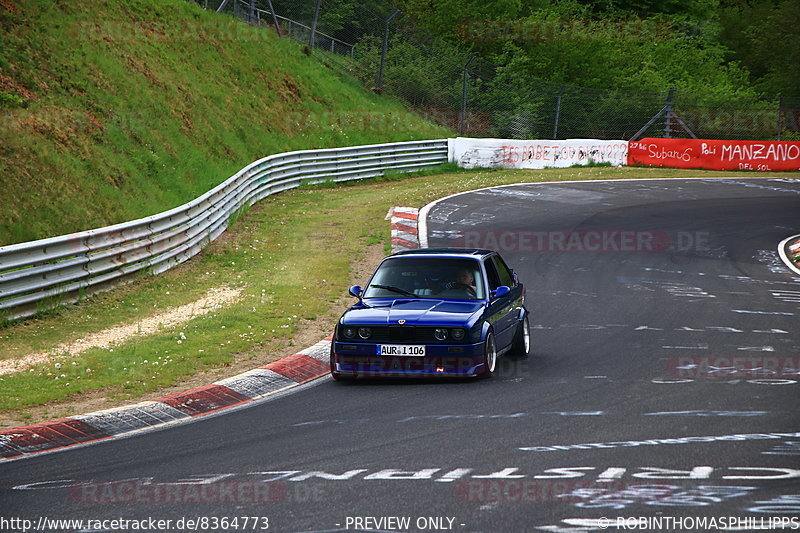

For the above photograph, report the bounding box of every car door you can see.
[484,255,518,350]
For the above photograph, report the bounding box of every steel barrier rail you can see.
[0,139,449,320]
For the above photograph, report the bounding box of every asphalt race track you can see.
[2,178,799,533]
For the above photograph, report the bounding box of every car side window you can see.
[484,259,502,291]
[492,255,515,287]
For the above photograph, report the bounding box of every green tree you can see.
[719,0,800,96]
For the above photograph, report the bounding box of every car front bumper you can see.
[331,340,485,378]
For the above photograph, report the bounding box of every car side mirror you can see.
[490,286,511,300]
[349,285,363,298]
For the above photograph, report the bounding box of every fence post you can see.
[265,0,281,37]
[377,10,400,92]
[309,0,322,49]
[552,85,566,139]
[248,0,255,24]
[777,95,784,141]
[664,87,676,138]
[460,56,476,135]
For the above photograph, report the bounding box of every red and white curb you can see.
[388,206,420,252]
[779,234,800,276]
[0,338,332,461]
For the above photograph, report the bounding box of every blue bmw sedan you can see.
[330,249,529,379]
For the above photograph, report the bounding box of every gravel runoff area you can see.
[0,286,243,376]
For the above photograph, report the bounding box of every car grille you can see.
[340,325,464,343]
[378,326,423,342]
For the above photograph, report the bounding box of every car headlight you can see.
[451,328,466,341]
[358,327,372,339]
[434,328,448,341]
[343,327,356,339]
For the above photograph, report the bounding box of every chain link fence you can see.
[190,0,799,141]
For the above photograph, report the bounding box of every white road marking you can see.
[762,441,800,456]
[772,290,800,303]
[644,410,768,417]
[732,309,795,316]
[562,519,609,528]
[662,345,709,350]
[519,432,800,452]
[543,411,605,416]
[596,467,626,482]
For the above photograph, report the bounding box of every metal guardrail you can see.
[0,139,448,320]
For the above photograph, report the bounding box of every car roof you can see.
[390,248,496,259]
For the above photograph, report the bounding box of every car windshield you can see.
[363,257,485,300]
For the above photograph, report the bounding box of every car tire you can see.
[510,313,530,358]
[478,331,497,378]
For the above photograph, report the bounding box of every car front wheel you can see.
[510,314,530,358]
[478,332,497,378]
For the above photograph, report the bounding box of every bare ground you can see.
[0,287,243,376]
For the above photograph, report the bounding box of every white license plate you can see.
[378,344,426,357]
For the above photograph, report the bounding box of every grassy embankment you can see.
[0,0,449,245]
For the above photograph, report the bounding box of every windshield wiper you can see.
[369,284,416,297]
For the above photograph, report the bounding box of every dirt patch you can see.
[278,75,301,103]
[174,107,193,133]
[0,72,36,101]
[0,286,242,376]
[83,110,105,133]
[125,56,163,87]
[0,245,384,428]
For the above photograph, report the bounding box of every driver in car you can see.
[445,268,477,298]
